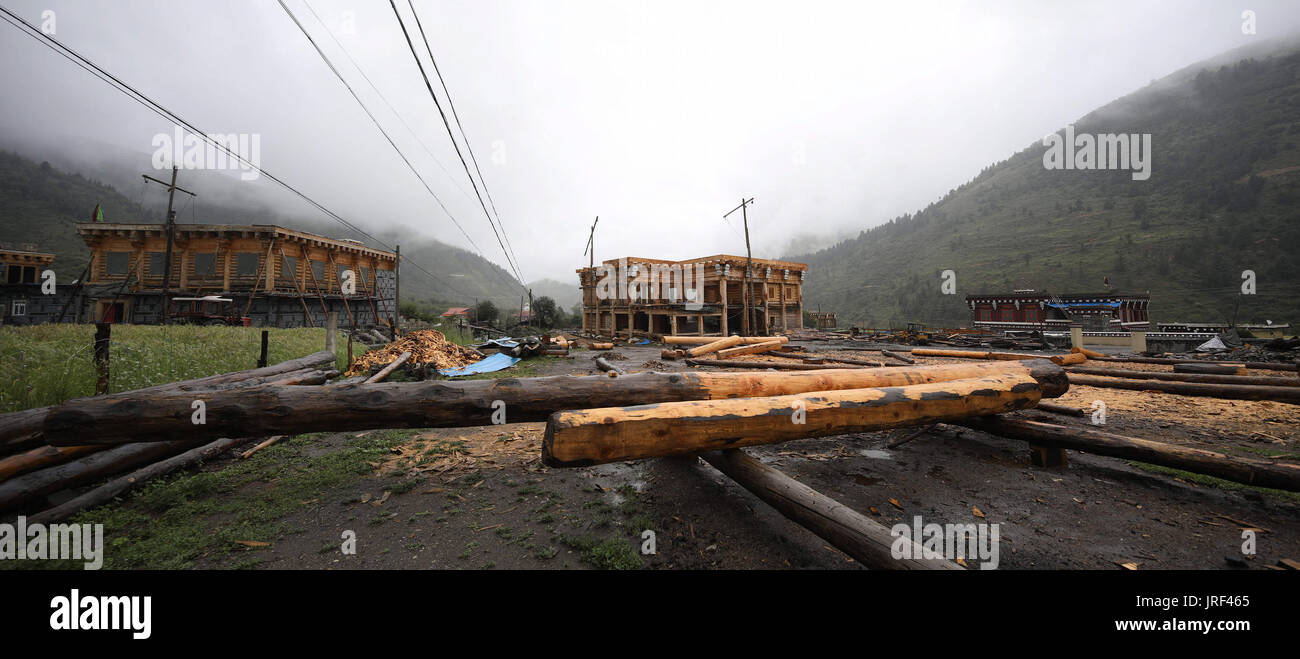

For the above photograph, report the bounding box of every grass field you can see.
[0,324,348,414]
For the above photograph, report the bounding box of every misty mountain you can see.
[524,278,581,310]
[0,150,523,306]
[788,39,1300,329]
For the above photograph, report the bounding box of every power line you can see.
[406,0,524,282]
[388,0,525,289]
[0,2,473,300]
[276,0,482,256]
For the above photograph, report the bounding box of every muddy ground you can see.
[30,340,1297,571]
[173,341,1298,570]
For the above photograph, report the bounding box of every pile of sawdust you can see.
[345,329,481,376]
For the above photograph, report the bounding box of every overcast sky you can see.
[3,0,1300,285]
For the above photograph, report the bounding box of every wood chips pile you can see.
[345,329,482,376]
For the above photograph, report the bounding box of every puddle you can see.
[858,449,894,460]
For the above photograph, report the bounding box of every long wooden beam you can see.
[956,416,1300,492]
[1068,366,1300,387]
[0,350,336,450]
[664,335,787,346]
[1088,355,1296,372]
[42,360,1067,446]
[1067,374,1300,404]
[542,372,1045,467]
[700,449,962,570]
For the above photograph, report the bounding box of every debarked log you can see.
[955,416,1300,492]
[664,335,787,346]
[542,372,1046,467]
[700,449,961,570]
[1066,374,1300,404]
[42,360,1068,446]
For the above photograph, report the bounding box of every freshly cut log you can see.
[700,449,961,570]
[816,355,887,367]
[542,372,1046,467]
[364,351,411,383]
[661,349,685,360]
[1051,353,1087,366]
[1070,347,1106,359]
[589,342,614,350]
[43,360,1068,446]
[1173,363,1247,376]
[594,357,625,376]
[1089,356,1297,372]
[0,439,204,513]
[663,336,788,346]
[686,335,744,357]
[1068,366,1300,387]
[0,349,337,450]
[27,436,259,525]
[882,350,915,365]
[716,340,786,359]
[955,417,1300,492]
[1067,374,1300,404]
[0,445,105,481]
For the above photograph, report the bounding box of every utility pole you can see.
[582,216,598,332]
[528,288,534,331]
[393,244,401,337]
[142,166,195,325]
[723,198,755,336]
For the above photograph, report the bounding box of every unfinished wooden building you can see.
[71,223,397,327]
[577,255,807,337]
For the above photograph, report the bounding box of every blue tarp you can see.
[439,352,520,377]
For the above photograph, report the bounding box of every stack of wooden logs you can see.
[0,349,339,522]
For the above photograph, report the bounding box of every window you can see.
[311,261,325,282]
[977,308,992,321]
[1024,308,1039,322]
[281,255,297,279]
[1000,308,1014,322]
[11,299,26,316]
[194,253,217,276]
[105,252,130,275]
[21,266,35,284]
[148,252,167,276]
[236,253,260,276]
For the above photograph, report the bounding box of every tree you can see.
[474,300,499,325]
[532,296,559,328]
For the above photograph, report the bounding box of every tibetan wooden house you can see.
[0,246,58,325]
[72,223,397,327]
[965,291,1150,333]
[577,255,808,337]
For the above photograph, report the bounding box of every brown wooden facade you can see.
[577,254,808,337]
[0,248,58,324]
[75,223,396,327]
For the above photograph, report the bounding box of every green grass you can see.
[558,535,642,570]
[1127,461,1300,503]
[0,324,347,413]
[4,428,419,570]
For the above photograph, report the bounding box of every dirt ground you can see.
[190,340,1299,571]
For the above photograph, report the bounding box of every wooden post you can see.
[258,330,269,368]
[393,244,401,336]
[326,311,338,354]
[93,322,111,395]
[701,449,961,570]
[720,275,729,337]
[279,246,315,328]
